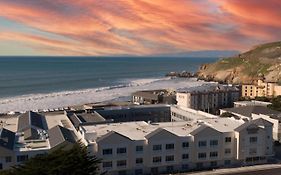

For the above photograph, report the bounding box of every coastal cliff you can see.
[197,41,281,84]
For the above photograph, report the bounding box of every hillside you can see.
[197,41,281,84]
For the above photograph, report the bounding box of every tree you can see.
[2,141,102,175]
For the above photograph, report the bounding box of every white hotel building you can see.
[80,117,274,175]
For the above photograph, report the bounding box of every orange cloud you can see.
[0,0,280,55]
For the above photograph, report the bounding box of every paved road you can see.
[226,167,281,175]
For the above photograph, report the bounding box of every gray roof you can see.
[24,128,40,140]
[179,84,239,94]
[0,128,15,150]
[235,118,273,132]
[48,125,77,148]
[18,111,45,132]
[68,112,106,128]
[222,106,281,118]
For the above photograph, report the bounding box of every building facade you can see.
[177,85,240,114]
[132,89,176,105]
[242,79,281,98]
[80,118,273,175]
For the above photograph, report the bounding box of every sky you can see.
[0,0,280,56]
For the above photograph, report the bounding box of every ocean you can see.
[0,56,218,113]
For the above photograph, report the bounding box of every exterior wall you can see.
[252,114,280,141]
[176,90,240,114]
[274,85,281,96]
[242,80,281,98]
[236,124,273,165]
[0,148,15,170]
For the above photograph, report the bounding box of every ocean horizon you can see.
[0,56,218,113]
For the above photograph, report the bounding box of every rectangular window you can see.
[17,155,28,162]
[198,141,207,147]
[165,155,174,162]
[135,169,143,175]
[182,154,189,160]
[225,160,231,165]
[166,143,174,150]
[153,144,162,151]
[103,161,112,168]
[225,137,231,143]
[210,151,218,158]
[196,162,203,169]
[136,146,143,152]
[103,148,112,155]
[136,158,143,164]
[117,147,127,154]
[250,137,258,143]
[198,153,206,159]
[210,161,217,167]
[118,170,127,175]
[166,166,174,173]
[182,142,189,148]
[5,156,12,163]
[210,140,218,146]
[117,160,127,167]
[153,156,162,163]
[225,148,231,154]
[182,164,189,170]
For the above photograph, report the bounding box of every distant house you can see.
[0,128,15,170]
[132,89,176,105]
[48,125,77,150]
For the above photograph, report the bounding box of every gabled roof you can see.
[48,125,77,148]
[24,128,40,140]
[18,111,45,132]
[145,128,179,139]
[96,131,132,142]
[222,106,281,118]
[235,118,273,132]
[0,128,15,150]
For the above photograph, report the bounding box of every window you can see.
[225,148,231,154]
[5,156,12,163]
[117,160,127,167]
[17,155,28,162]
[166,166,174,173]
[210,152,218,158]
[153,144,162,151]
[166,143,174,150]
[103,148,112,155]
[249,148,257,155]
[198,141,207,147]
[151,167,158,174]
[250,137,258,143]
[182,164,189,171]
[153,156,162,163]
[165,155,174,162]
[210,140,218,146]
[117,147,127,154]
[136,146,143,152]
[196,162,203,169]
[182,154,189,160]
[225,137,231,143]
[210,161,217,167]
[182,142,189,148]
[135,169,143,175]
[118,170,127,175]
[0,164,2,170]
[224,160,231,165]
[136,158,143,164]
[198,153,206,159]
[103,161,112,168]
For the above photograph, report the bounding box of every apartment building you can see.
[0,111,80,170]
[220,106,281,141]
[80,117,273,175]
[177,84,240,114]
[242,79,281,98]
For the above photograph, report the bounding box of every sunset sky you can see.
[0,0,280,56]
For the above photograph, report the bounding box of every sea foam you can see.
[0,77,214,113]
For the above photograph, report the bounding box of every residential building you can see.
[242,79,281,98]
[177,84,240,114]
[80,117,273,175]
[220,106,281,141]
[132,89,176,105]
